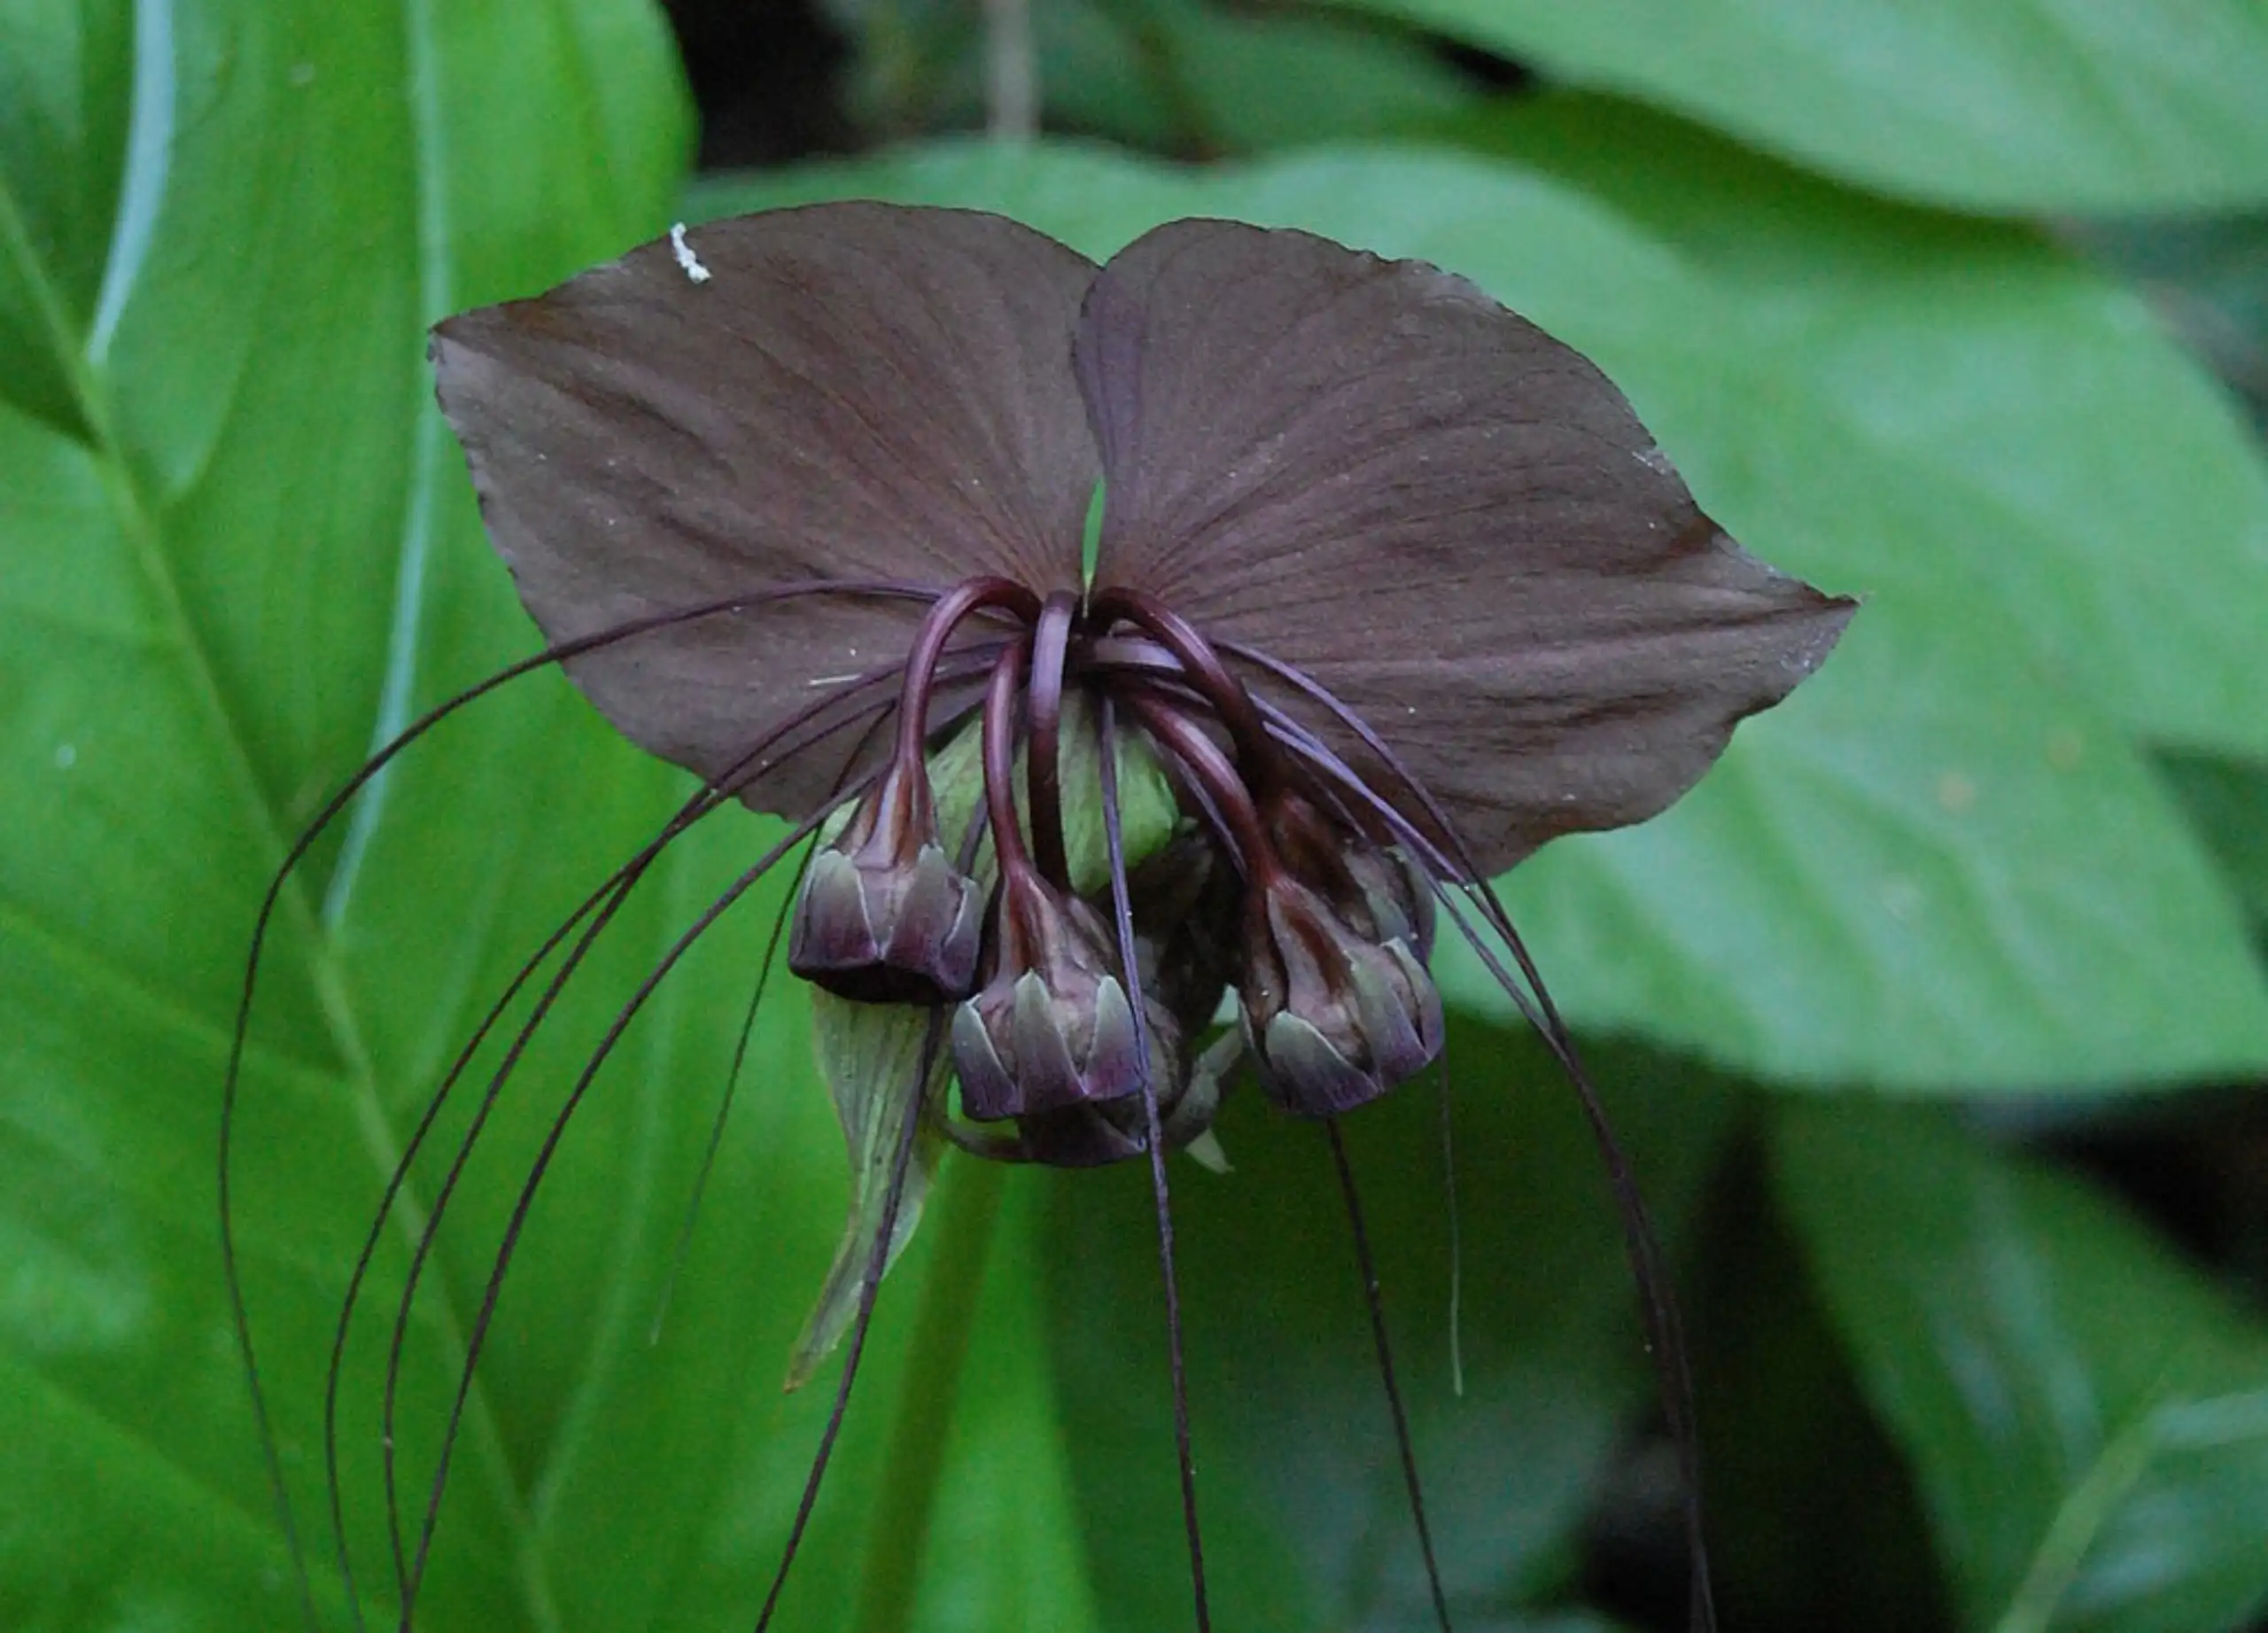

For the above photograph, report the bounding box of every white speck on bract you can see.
[670,222,712,284]
[54,743,76,770]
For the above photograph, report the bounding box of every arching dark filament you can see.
[981,640,1037,883]
[754,1010,948,1632]
[1223,649,1718,1633]
[223,579,954,1629]
[400,805,856,1621]
[1095,695,1210,1633]
[384,627,1010,1606]
[322,649,956,1620]
[1087,587,1281,795]
[1325,1121,1452,1632]
[651,696,913,1349]
[370,659,966,1610]
[373,757,862,1605]
[651,844,804,1349]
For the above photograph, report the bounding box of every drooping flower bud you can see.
[788,758,984,1005]
[1266,790,1434,957]
[962,838,1237,1168]
[1006,981,1238,1169]
[1238,875,1444,1118]
[951,874,1146,1123]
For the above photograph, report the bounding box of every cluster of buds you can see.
[786,576,1449,1168]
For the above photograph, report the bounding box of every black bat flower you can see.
[225,202,1852,1633]
[432,200,1848,1131]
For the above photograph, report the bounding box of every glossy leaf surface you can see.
[1774,1100,2268,1633]
[1329,0,2268,211]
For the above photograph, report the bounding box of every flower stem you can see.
[849,1151,1009,1633]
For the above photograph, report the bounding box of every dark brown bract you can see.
[430,201,1853,1160]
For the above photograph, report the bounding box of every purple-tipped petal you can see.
[432,203,1099,820]
[1076,218,1854,874]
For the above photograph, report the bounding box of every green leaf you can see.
[1042,1026,1737,1629]
[2067,214,2268,433]
[826,0,1472,155]
[1043,0,1477,156]
[1324,0,2268,213]
[892,1165,1107,1633]
[1483,602,2268,1088]
[1773,1100,2268,1633]
[692,132,2268,1087]
[2156,752,2268,927]
[1,0,689,1626]
[793,994,952,1388]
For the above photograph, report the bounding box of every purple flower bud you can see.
[951,877,1146,1122]
[1270,794,1437,960]
[1239,875,1445,1118]
[788,760,983,1005]
[1006,988,1232,1168]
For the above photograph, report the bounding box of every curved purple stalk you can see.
[981,640,1037,883]
[888,576,1042,769]
[1023,591,1079,890]
[1087,587,1280,791]
[1118,689,1282,889]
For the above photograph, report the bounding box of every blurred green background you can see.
[5,1,2268,1629]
